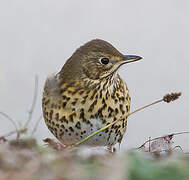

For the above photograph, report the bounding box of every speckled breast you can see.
[42,74,130,147]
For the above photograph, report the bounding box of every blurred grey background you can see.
[0,0,188,150]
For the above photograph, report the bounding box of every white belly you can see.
[57,118,117,147]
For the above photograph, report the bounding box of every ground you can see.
[0,137,189,180]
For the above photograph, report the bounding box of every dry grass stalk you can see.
[74,92,182,147]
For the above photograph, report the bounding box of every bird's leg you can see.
[106,145,117,153]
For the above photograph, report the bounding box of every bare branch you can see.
[31,115,42,136]
[0,111,19,139]
[138,131,189,149]
[24,75,38,128]
[0,128,27,140]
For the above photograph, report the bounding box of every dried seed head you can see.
[163,92,182,103]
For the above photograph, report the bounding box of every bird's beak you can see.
[123,55,142,64]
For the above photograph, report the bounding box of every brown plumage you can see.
[42,39,142,148]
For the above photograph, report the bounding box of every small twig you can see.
[43,138,67,151]
[149,137,151,152]
[138,131,189,149]
[73,92,182,147]
[0,111,20,139]
[0,128,27,140]
[24,76,38,128]
[31,115,43,136]
[0,76,40,140]
[173,145,184,152]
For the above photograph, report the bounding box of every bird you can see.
[42,39,142,149]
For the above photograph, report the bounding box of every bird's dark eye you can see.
[100,58,109,65]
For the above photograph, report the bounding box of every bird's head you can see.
[59,39,142,82]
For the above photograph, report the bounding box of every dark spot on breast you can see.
[44,99,50,105]
[69,127,74,132]
[71,101,77,106]
[108,106,113,113]
[102,103,107,110]
[99,90,103,98]
[79,90,84,95]
[102,119,106,124]
[81,100,86,104]
[69,113,76,122]
[59,116,68,124]
[105,129,109,133]
[115,108,118,115]
[55,113,59,121]
[95,94,98,99]
[62,102,67,108]
[111,124,115,129]
[96,108,103,118]
[107,130,113,141]
[90,89,98,100]
[72,108,76,112]
[111,94,115,99]
[85,120,91,124]
[45,112,49,118]
[79,108,85,120]
[90,115,94,119]
[67,90,72,94]
[61,124,65,129]
[105,91,109,99]
[126,105,129,112]
[119,104,125,115]
[62,95,70,101]
[49,110,53,120]
[53,127,57,132]
[75,121,81,129]
[103,80,108,90]
[88,99,97,112]
[119,97,125,102]
[118,135,123,143]
[62,95,67,100]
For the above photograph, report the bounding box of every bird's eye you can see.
[100,58,109,65]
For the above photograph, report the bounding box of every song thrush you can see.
[42,39,142,148]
